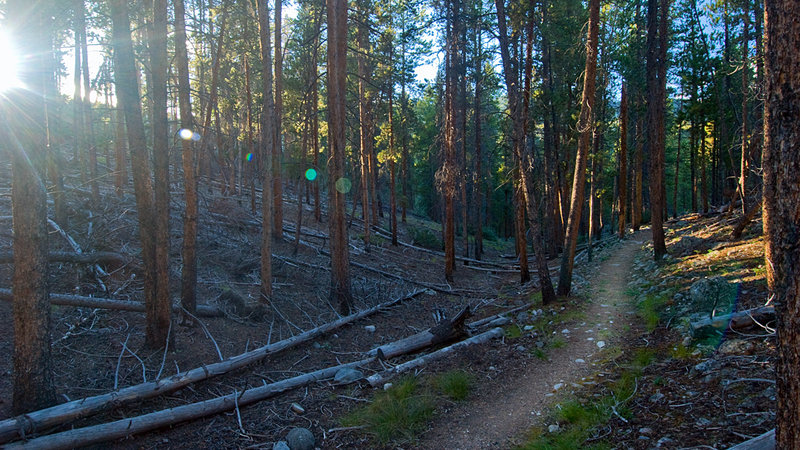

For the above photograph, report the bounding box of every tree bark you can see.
[145,0,173,347]
[75,0,99,204]
[273,0,284,236]
[618,84,628,238]
[174,0,198,317]
[110,0,160,352]
[557,0,600,296]
[256,0,276,301]
[495,0,556,303]
[327,0,353,312]
[2,0,56,414]
[763,2,800,447]
[646,0,670,260]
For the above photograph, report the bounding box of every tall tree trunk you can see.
[200,11,227,190]
[273,0,284,236]
[442,0,457,282]
[763,2,800,447]
[110,0,159,351]
[673,119,682,219]
[618,84,628,238]
[113,106,127,196]
[3,0,56,413]
[327,0,353,312]
[388,86,398,247]
[557,0,600,296]
[256,0,275,301]
[73,21,86,186]
[146,0,172,347]
[473,15,483,261]
[244,54,257,214]
[633,117,644,230]
[76,0,99,204]
[175,0,198,317]
[646,0,669,260]
[738,3,749,212]
[495,0,556,303]
[357,7,372,251]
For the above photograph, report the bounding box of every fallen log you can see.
[6,358,373,450]
[0,289,222,318]
[368,306,472,360]
[728,429,774,450]
[0,289,425,444]
[467,303,532,329]
[367,327,504,388]
[0,251,128,266]
[690,306,776,335]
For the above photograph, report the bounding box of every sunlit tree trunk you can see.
[256,0,275,301]
[110,0,160,347]
[175,0,198,317]
[273,0,284,236]
[357,4,373,251]
[3,0,56,413]
[495,0,556,303]
[327,0,353,312]
[557,0,600,296]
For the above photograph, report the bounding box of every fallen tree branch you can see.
[368,306,471,360]
[6,359,373,449]
[0,290,425,444]
[367,327,504,388]
[0,289,222,318]
[728,429,774,450]
[0,251,128,266]
[690,306,775,334]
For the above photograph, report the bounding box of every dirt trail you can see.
[417,231,648,449]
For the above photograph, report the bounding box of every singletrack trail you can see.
[417,231,648,449]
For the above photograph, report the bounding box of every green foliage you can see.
[342,376,435,444]
[433,370,473,401]
[408,225,442,250]
[636,294,670,332]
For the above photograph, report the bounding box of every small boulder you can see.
[548,424,560,433]
[286,428,315,450]
[273,442,290,450]
[718,339,755,355]
[334,367,363,385]
[689,276,738,312]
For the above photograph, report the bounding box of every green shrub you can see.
[409,226,443,250]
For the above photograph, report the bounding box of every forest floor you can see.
[0,172,776,449]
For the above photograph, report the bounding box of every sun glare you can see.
[0,33,23,93]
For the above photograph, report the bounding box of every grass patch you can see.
[433,370,473,401]
[505,324,524,339]
[636,293,670,332]
[342,376,435,444]
[518,348,656,450]
[550,337,567,349]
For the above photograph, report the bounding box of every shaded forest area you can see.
[1,0,799,447]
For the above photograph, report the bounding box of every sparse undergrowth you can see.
[518,348,656,450]
[342,370,474,445]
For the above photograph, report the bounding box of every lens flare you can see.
[178,128,194,140]
[246,153,254,162]
[305,168,317,181]
[335,177,352,194]
[0,33,23,93]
